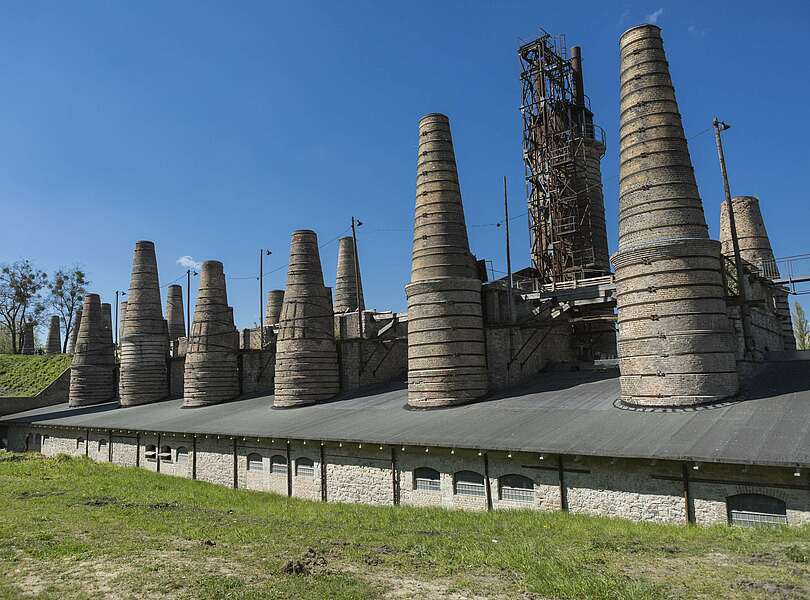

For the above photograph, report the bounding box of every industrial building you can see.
[2,24,808,527]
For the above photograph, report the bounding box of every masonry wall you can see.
[6,424,809,527]
[486,323,574,391]
[338,339,407,392]
[0,368,71,417]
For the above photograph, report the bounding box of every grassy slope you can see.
[0,453,808,600]
[0,355,71,397]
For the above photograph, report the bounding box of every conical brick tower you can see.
[182,261,239,407]
[119,241,169,406]
[46,316,62,354]
[334,237,365,313]
[273,230,340,408]
[166,284,186,340]
[720,196,795,350]
[118,301,127,344]
[68,309,82,354]
[102,303,113,346]
[611,25,738,406]
[69,293,116,406]
[21,319,35,355]
[405,113,488,408]
[264,290,284,326]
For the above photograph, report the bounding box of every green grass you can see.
[0,354,71,397]
[0,452,808,599]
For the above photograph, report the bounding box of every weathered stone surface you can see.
[21,319,35,355]
[119,240,169,407]
[611,25,738,407]
[46,316,62,354]
[166,284,186,341]
[406,114,488,408]
[334,237,364,314]
[264,290,284,326]
[183,261,239,407]
[67,308,82,354]
[101,303,113,346]
[118,301,127,345]
[274,230,339,408]
[69,293,116,406]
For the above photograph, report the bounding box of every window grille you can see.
[499,474,534,503]
[454,471,485,497]
[176,447,189,464]
[76,438,84,449]
[727,494,787,527]
[414,467,440,492]
[98,439,107,452]
[270,455,287,475]
[159,445,172,463]
[247,453,264,471]
[296,458,315,477]
[145,444,157,462]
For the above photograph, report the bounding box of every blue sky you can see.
[2,1,808,328]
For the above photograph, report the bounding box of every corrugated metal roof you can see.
[3,362,809,467]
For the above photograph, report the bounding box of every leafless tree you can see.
[47,266,89,352]
[0,260,48,354]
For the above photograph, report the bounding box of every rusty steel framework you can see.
[519,31,605,284]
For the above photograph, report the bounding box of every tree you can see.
[0,260,48,354]
[47,266,89,353]
[793,302,810,351]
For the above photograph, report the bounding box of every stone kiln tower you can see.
[166,284,186,341]
[119,241,169,407]
[69,293,116,406]
[264,290,285,326]
[118,301,127,345]
[611,25,738,406]
[21,320,35,355]
[183,261,239,407]
[102,303,113,346]
[68,309,82,354]
[720,195,796,350]
[334,237,364,313]
[273,230,340,408]
[46,316,62,354]
[406,113,488,408]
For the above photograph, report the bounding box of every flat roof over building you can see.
[3,361,809,468]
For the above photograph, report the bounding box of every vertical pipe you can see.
[483,452,493,511]
[233,438,238,489]
[570,46,585,107]
[558,455,568,512]
[286,441,293,497]
[682,463,695,524]
[320,444,327,502]
[136,432,141,467]
[192,434,197,480]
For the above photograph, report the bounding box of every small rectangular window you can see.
[500,487,534,503]
[145,445,157,462]
[415,477,441,492]
[455,481,485,497]
[729,510,788,527]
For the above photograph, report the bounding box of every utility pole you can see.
[351,217,364,339]
[713,117,754,357]
[259,249,271,348]
[503,175,515,323]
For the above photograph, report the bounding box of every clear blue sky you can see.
[2,1,808,328]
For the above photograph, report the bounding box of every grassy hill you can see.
[0,354,71,397]
[0,452,808,599]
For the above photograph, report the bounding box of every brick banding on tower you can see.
[183,260,239,407]
[334,236,364,313]
[264,290,285,326]
[166,284,187,341]
[405,113,488,408]
[611,25,738,407]
[46,316,62,354]
[273,230,340,408]
[69,293,116,406]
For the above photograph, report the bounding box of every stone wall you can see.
[7,424,809,527]
[338,339,407,392]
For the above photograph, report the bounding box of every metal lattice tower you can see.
[519,31,607,285]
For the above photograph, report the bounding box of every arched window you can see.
[76,437,84,449]
[296,457,315,477]
[247,453,264,471]
[454,471,485,497]
[159,445,172,463]
[413,467,441,492]
[270,455,288,475]
[727,494,787,527]
[98,439,107,452]
[145,444,157,461]
[176,447,189,465]
[498,474,534,503]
